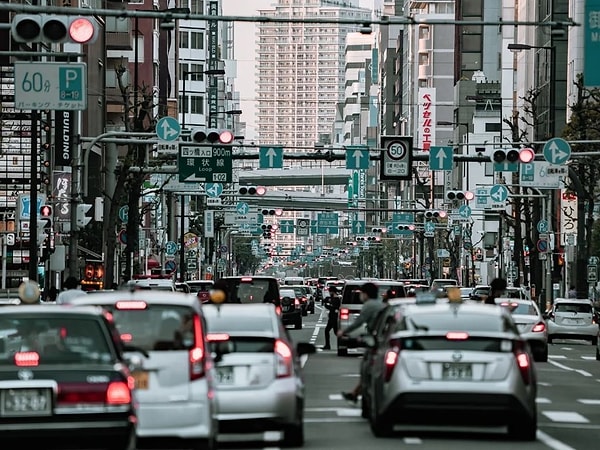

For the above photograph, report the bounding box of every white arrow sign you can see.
[549,141,569,163]
[353,149,363,168]
[436,148,447,166]
[161,120,178,140]
[355,222,363,233]
[206,184,221,197]
[266,147,277,167]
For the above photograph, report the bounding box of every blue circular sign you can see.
[165,241,177,256]
[156,117,181,142]
[164,260,177,273]
[536,239,548,253]
[543,137,571,165]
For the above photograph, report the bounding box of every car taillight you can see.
[384,345,400,382]
[446,331,469,340]
[275,339,293,378]
[189,314,206,381]
[302,297,307,303]
[115,301,148,310]
[294,298,300,306]
[532,322,546,333]
[106,381,132,404]
[57,381,132,405]
[513,342,532,385]
[14,351,39,367]
[340,308,349,320]
[206,333,230,342]
[276,306,282,315]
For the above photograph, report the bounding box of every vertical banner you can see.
[54,110,73,166]
[208,1,219,128]
[560,190,578,244]
[417,87,436,151]
[204,210,215,238]
[52,171,71,220]
[585,0,600,87]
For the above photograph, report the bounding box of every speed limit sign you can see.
[380,136,413,180]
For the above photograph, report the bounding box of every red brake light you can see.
[276,306,282,315]
[115,301,148,310]
[514,341,532,385]
[294,298,300,306]
[384,347,400,382]
[189,314,205,381]
[206,333,230,342]
[532,322,546,333]
[106,381,132,405]
[446,332,469,340]
[14,351,39,367]
[275,339,293,378]
[340,308,349,320]
[500,302,509,307]
[120,333,133,342]
[240,277,253,282]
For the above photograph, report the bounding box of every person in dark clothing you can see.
[485,278,508,305]
[323,286,341,350]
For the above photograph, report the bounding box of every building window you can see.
[191,96,204,114]
[191,32,204,49]
[189,64,204,81]
[419,26,430,39]
[485,122,502,132]
[178,95,188,114]
[190,0,204,14]
[179,31,188,48]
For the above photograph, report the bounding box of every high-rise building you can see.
[256,0,371,150]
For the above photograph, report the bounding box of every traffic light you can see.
[11,14,99,44]
[261,208,283,216]
[76,203,92,227]
[492,148,520,163]
[239,185,266,196]
[519,147,535,163]
[40,205,53,220]
[371,227,386,233]
[424,210,448,219]
[397,224,415,231]
[446,190,474,201]
[190,128,235,144]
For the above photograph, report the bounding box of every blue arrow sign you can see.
[458,205,472,218]
[345,145,369,170]
[543,137,571,165]
[490,184,508,202]
[205,182,223,198]
[236,202,249,215]
[19,195,44,220]
[259,146,284,169]
[424,221,435,233]
[429,146,453,171]
[352,220,366,234]
[280,220,294,234]
[156,117,181,141]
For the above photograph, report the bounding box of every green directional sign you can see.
[179,145,232,182]
[429,146,453,171]
[259,146,284,169]
[345,145,369,170]
[311,219,318,235]
[493,161,518,172]
[317,212,339,234]
[389,212,414,235]
[279,220,294,234]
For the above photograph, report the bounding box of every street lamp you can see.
[181,68,225,129]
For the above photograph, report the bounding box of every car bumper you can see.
[281,309,301,325]
[136,400,215,439]
[216,378,300,433]
[520,331,548,353]
[548,322,597,339]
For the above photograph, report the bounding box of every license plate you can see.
[563,318,581,325]
[1,388,52,416]
[216,367,233,384]
[442,363,472,380]
[132,371,149,390]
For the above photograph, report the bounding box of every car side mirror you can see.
[296,342,316,356]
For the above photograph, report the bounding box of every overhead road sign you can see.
[543,138,571,165]
[14,62,87,111]
[429,146,453,171]
[345,145,369,170]
[156,117,181,141]
[236,202,250,215]
[519,162,562,188]
[316,212,339,234]
[380,136,413,180]
[490,184,509,203]
[279,220,294,234]
[259,146,284,169]
[351,220,366,235]
[178,145,232,183]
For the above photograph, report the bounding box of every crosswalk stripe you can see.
[536,397,551,404]
[542,411,589,423]
[581,356,596,360]
[577,399,600,405]
[548,355,567,359]
[403,437,423,444]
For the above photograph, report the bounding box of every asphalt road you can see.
[220,304,600,450]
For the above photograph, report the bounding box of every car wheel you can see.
[302,308,308,317]
[109,432,135,450]
[535,346,548,362]
[547,336,553,344]
[337,347,348,356]
[507,415,537,441]
[592,336,598,346]
[596,347,600,361]
[281,423,304,447]
[361,392,370,419]
[295,320,302,330]
[370,411,394,437]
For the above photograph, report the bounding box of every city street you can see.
[219,306,600,450]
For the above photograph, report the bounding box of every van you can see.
[283,276,305,286]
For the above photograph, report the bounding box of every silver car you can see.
[547,298,598,345]
[203,303,315,446]
[364,302,537,440]
[66,291,218,450]
[495,298,548,362]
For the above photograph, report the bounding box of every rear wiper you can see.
[408,318,429,331]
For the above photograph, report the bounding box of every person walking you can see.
[484,278,508,305]
[56,276,86,304]
[323,286,341,350]
[337,282,386,403]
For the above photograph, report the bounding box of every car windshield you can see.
[555,303,592,314]
[221,278,279,304]
[500,302,538,315]
[103,304,198,352]
[187,282,213,293]
[397,311,510,333]
[0,315,113,366]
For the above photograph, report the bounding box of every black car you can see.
[0,305,137,449]
[279,287,303,329]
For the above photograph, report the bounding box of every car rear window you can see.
[398,312,510,333]
[212,336,275,353]
[187,282,214,293]
[342,284,406,305]
[220,278,280,304]
[555,303,592,314]
[204,310,275,334]
[0,316,113,366]
[104,304,198,352]
[400,336,509,352]
[500,302,538,315]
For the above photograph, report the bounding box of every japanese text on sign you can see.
[560,189,577,244]
[417,87,436,151]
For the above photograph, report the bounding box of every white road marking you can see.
[560,347,573,351]
[548,359,593,377]
[577,399,600,405]
[337,408,362,417]
[581,355,596,360]
[537,430,576,450]
[300,354,308,368]
[538,382,552,387]
[536,397,552,404]
[548,355,567,359]
[542,411,590,423]
[403,437,423,444]
[329,394,343,401]
[339,373,361,377]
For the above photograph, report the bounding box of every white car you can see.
[547,298,598,345]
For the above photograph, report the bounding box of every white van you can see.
[283,276,305,286]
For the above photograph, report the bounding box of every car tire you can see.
[547,336,553,344]
[109,432,135,450]
[592,336,598,346]
[281,423,304,447]
[370,411,394,438]
[337,347,348,356]
[295,320,302,330]
[302,308,308,317]
[361,393,370,419]
[508,415,537,441]
[535,346,548,362]
[188,437,217,450]
[596,347,600,361]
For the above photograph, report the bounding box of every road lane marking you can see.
[538,382,552,386]
[300,354,308,368]
[536,397,551,404]
[328,394,343,401]
[577,399,600,405]
[403,437,423,444]
[536,430,576,450]
[581,356,596,360]
[560,347,573,351]
[548,355,567,359]
[337,408,362,417]
[548,359,593,377]
[542,411,589,423]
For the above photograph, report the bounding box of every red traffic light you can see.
[519,147,535,163]
[40,205,53,218]
[219,130,235,144]
[69,17,96,44]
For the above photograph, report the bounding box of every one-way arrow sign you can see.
[345,145,369,170]
[429,146,453,171]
